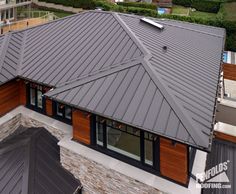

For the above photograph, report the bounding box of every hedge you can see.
[37,0,236,51]
[172,0,221,13]
[117,2,157,10]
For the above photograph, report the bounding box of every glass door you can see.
[28,83,45,112]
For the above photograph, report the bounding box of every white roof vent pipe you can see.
[140,18,164,30]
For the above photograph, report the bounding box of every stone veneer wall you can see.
[0,113,65,141]
[60,147,162,194]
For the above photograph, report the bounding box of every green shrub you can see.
[173,0,221,13]
[172,0,192,7]
[191,0,220,13]
[117,2,157,10]
[125,7,157,17]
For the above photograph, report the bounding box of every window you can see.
[28,83,44,111]
[144,132,154,165]
[53,102,72,123]
[65,106,72,120]
[93,116,159,170]
[107,124,140,161]
[30,87,36,106]
[96,117,104,146]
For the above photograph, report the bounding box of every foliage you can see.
[172,0,221,13]
[117,2,157,10]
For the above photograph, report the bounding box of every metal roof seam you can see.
[104,65,140,115]
[17,31,27,76]
[45,60,143,96]
[0,34,11,74]
[113,13,150,58]
[141,59,201,146]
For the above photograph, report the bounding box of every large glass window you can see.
[96,117,104,146]
[29,83,44,110]
[106,120,140,161]
[30,87,36,106]
[144,132,154,165]
[94,116,159,171]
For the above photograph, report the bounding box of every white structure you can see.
[0,0,31,23]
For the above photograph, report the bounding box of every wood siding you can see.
[45,98,53,116]
[73,109,91,145]
[0,80,26,116]
[223,63,236,81]
[214,131,236,144]
[160,137,188,185]
[19,80,26,105]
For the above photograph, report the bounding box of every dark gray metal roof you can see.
[0,11,225,150]
[203,138,236,194]
[0,127,81,194]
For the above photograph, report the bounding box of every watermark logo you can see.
[196,160,231,189]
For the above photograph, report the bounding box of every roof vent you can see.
[140,18,164,30]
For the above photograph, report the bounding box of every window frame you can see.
[93,116,160,173]
[27,83,46,113]
[52,101,72,124]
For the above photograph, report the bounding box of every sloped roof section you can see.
[0,11,225,150]
[19,11,144,86]
[0,32,25,84]
[47,63,195,145]
[0,127,81,194]
[119,13,225,150]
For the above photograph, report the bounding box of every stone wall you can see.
[60,147,162,194]
[0,113,66,141]
[0,114,22,141]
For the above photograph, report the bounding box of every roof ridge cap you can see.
[112,13,151,58]
[141,59,208,148]
[0,33,11,73]
[17,31,27,76]
[46,58,143,97]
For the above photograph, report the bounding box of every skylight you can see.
[140,18,164,30]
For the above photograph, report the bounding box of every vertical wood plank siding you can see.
[223,63,236,81]
[0,80,26,116]
[46,98,53,116]
[160,137,188,184]
[214,131,236,144]
[73,109,91,145]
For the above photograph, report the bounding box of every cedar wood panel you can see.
[223,63,236,81]
[160,137,188,184]
[0,80,26,116]
[214,131,236,144]
[46,98,53,116]
[73,109,91,145]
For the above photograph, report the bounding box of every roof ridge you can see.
[0,33,11,74]
[141,59,208,148]
[117,12,225,35]
[17,31,27,76]
[113,13,151,58]
[46,58,142,97]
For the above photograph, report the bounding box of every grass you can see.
[221,2,236,21]
[171,5,189,15]
[52,11,73,18]
[189,10,217,20]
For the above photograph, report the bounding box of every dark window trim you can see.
[52,101,72,125]
[26,82,46,114]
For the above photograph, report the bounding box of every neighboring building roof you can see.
[203,138,236,194]
[0,11,225,151]
[0,127,82,194]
